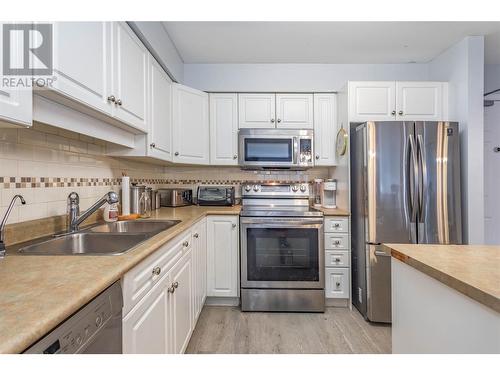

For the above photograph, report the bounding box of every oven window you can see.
[244,138,293,162]
[246,228,319,282]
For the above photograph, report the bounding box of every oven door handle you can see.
[240,217,324,226]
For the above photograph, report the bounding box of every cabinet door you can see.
[192,218,207,322]
[51,22,112,115]
[149,57,173,161]
[123,275,170,354]
[113,22,148,132]
[313,94,337,165]
[396,81,443,121]
[0,22,32,127]
[325,267,350,299]
[206,215,239,297]
[238,93,275,128]
[209,93,238,165]
[276,94,313,129]
[170,250,193,354]
[348,81,396,122]
[172,84,209,164]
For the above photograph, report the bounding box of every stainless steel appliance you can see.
[240,183,324,312]
[130,184,146,215]
[238,129,314,169]
[350,121,462,323]
[197,186,235,206]
[157,188,192,207]
[25,281,122,353]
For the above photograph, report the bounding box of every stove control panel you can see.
[242,183,310,197]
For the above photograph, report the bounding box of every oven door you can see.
[240,217,324,289]
[239,135,297,168]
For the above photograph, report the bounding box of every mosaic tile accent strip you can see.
[0,176,315,189]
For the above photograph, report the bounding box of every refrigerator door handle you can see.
[417,134,427,223]
[406,134,419,223]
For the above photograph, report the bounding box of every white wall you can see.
[183,63,429,92]
[428,36,485,244]
[129,22,184,83]
[484,64,500,244]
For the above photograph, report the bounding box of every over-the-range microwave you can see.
[238,129,314,170]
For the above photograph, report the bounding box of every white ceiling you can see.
[163,22,500,64]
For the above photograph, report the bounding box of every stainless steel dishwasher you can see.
[24,281,123,354]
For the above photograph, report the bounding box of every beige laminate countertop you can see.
[385,244,500,314]
[0,205,240,354]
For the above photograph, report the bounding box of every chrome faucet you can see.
[0,195,26,258]
[67,191,119,233]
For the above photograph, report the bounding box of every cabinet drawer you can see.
[123,231,191,315]
[324,233,349,250]
[325,268,350,299]
[324,217,349,233]
[325,250,350,267]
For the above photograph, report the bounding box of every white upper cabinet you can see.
[209,93,238,165]
[51,22,112,115]
[238,93,276,128]
[172,84,209,165]
[348,81,396,122]
[396,81,443,121]
[313,94,337,166]
[149,57,173,161]
[113,22,148,132]
[0,22,32,127]
[206,215,239,298]
[276,94,313,129]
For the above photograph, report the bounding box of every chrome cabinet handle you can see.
[168,285,175,293]
[494,147,500,153]
[336,282,341,288]
[193,233,199,238]
[334,240,341,245]
[152,266,161,276]
[232,223,237,228]
[398,110,403,115]
[174,152,179,156]
[233,155,237,159]
[183,241,189,247]
[391,110,396,115]
[334,258,341,262]
[173,281,179,289]
[270,118,275,123]
[277,118,281,123]
[150,143,156,148]
[116,99,123,106]
[374,250,391,257]
[107,95,116,103]
[315,155,320,160]
[333,223,340,228]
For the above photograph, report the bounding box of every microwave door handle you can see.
[293,137,298,164]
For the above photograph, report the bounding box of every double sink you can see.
[18,220,181,256]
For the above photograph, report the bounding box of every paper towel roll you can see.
[121,176,130,216]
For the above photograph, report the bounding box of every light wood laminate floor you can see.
[186,306,391,354]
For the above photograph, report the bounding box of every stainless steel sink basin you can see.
[18,233,148,255]
[86,220,181,234]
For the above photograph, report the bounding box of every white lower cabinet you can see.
[191,218,207,323]
[325,268,350,299]
[206,215,239,298]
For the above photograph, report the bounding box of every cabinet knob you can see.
[398,110,403,115]
[116,99,123,106]
[334,258,341,262]
[174,152,179,156]
[168,285,175,293]
[494,147,500,153]
[183,241,189,247]
[233,155,237,160]
[150,143,156,148]
[173,281,179,289]
[334,240,341,245]
[107,95,116,103]
[277,118,281,123]
[315,155,320,160]
[232,223,237,228]
[391,110,396,116]
[152,266,161,276]
[336,282,341,288]
[194,233,199,238]
[270,119,275,123]
[334,223,340,228]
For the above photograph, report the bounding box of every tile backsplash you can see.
[0,123,330,224]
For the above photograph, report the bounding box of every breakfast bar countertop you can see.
[384,243,500,313]
[0,206,240,354]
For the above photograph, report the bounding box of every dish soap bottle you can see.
[104,202,119,222]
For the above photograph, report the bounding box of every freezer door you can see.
[365,121,417,244]
[367,244,392,323]
[416,122,462,244]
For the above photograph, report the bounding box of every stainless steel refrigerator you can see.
[350,121,462,323]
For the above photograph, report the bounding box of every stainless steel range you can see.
[240,183,325,312]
